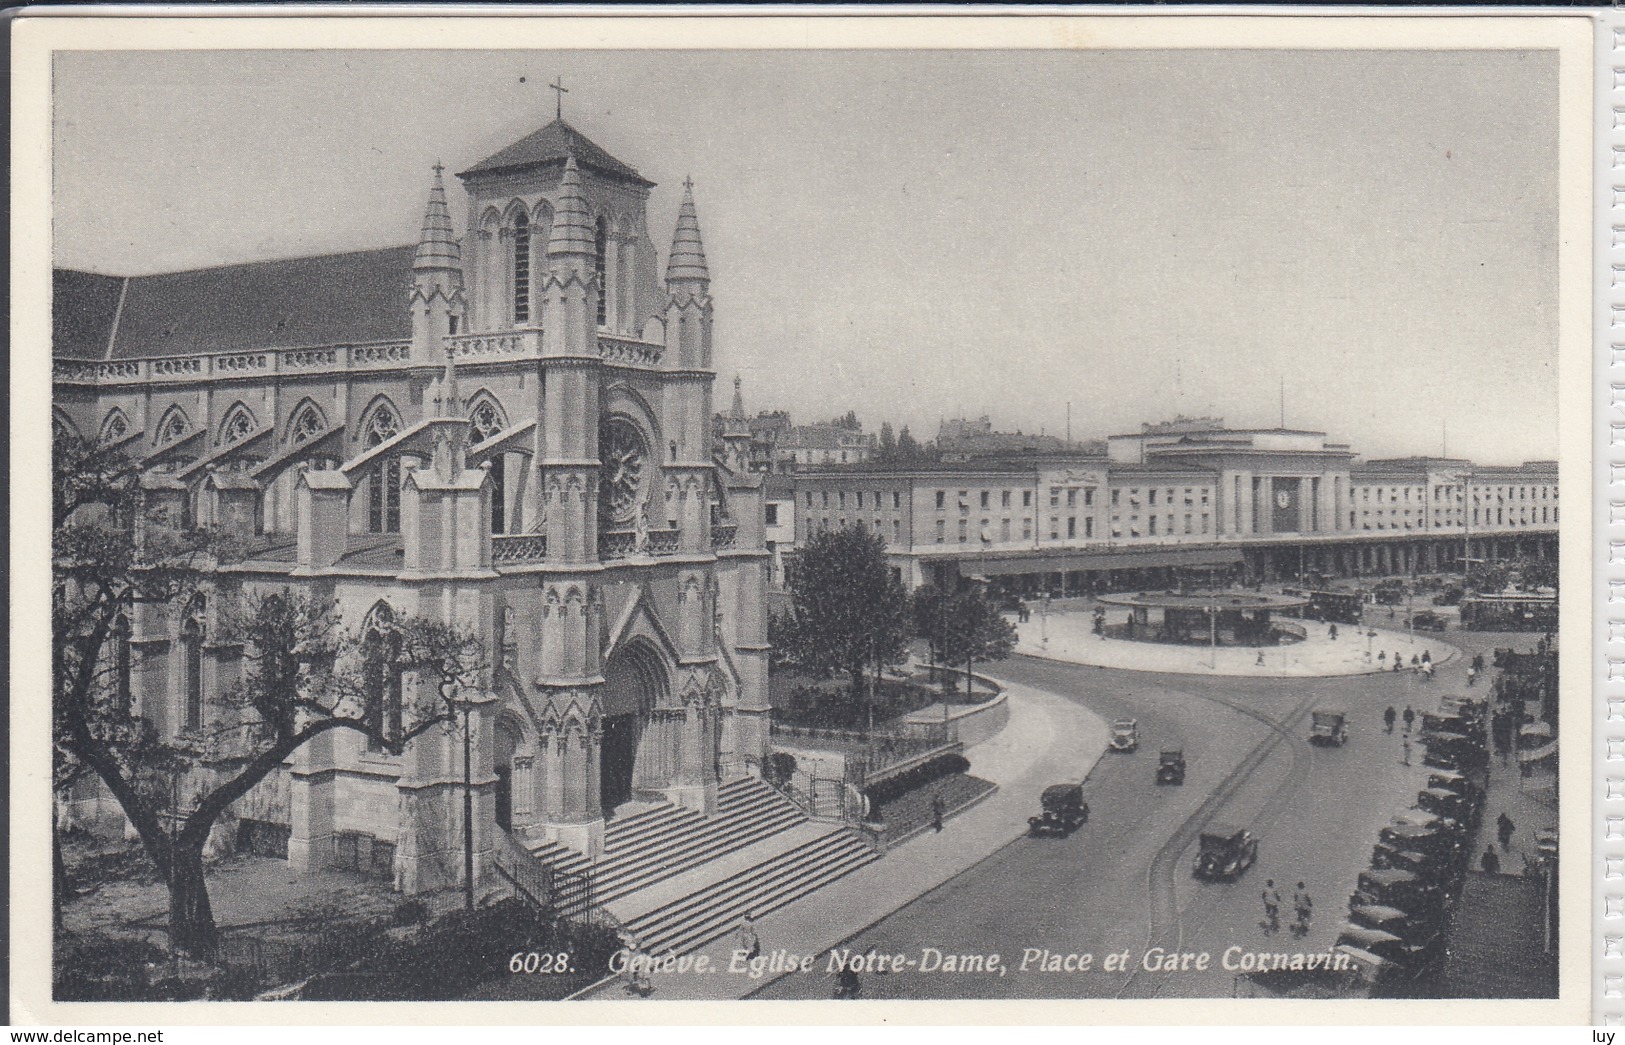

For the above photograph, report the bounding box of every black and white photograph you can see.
[18,13,1592,1023]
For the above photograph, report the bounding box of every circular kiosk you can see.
[1095,591,1311,648]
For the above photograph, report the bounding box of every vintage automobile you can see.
[1334,924,1441,975]
[1355,868,1439,912]
[1391,808,1462,837]
[1109,718,1140,753]
[1417,786,1478,826]
[1310,709,1349,747]
[1421,732,1489,772]
[1408,611,1448,633]
[1426,767,1479,796]
[1193,823,1258,881]
[1348,903,1439,942]
[1369,842,1450,877]
[1028,783,1089,838]
[1378,823,1462,862]
[1156,749,1186,785]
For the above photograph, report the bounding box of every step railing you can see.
[490,828,599,922]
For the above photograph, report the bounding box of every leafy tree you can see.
[896,426,919,461]
[775,526,908,704]
[877,422,897,463]
[53,433,486,956]
[936,587,1016,698]
[833,410,861,432]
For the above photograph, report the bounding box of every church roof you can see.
[54,245,416,360]
[457,118,654,188]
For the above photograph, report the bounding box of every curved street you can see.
[752,623,1506,1001]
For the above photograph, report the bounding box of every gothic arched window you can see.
[156,406,191,446]
[362,605,403,751]
[512,215,531,325]
[180,595,206,731]
[113,611,133,715]
[289,402,327,445]
[218,404,256,446]
[100,409,130,445]
[468,396,508,534]
[594,216,608,328]
[363,403,401,534]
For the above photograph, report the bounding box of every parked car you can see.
[1354,868,1441,912]
[1156,749,1186,786]
[1408,611,1448,632]
[1193,824,1258,881]
[1028,783,1088,837]
[1310,709,1348,747]
[1109,719,1140,753]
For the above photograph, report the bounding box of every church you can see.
[52,114,774,895]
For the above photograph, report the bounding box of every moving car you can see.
[1310,709,1348,747]
[1156,749,1186,786]
[1193,823,1258,881]
[1408,611,1448,633]
[1028,783,1088,837]
[1109,719,1140,753]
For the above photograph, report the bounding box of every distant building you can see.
[712,386,874,473]
[936,415,1097,461]
[790,420,1557,593]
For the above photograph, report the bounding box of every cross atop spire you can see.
[550,76,569,121]
[432,159,444,177]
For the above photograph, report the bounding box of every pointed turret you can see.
[411,163,466,370]
[665,176,710,290]
[547,155,596,264]
[414,163,462,274]
[729,375,746,421]
[721,375,753,474]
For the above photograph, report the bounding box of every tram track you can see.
[1115,682,1319,998]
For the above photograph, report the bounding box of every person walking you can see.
[1260,879,1282,934]
[1377,650,1387,669]
[1392,654,1404,674]
[1329,623,1339,641]
[931,792,946,833]
[1291,882,1313,938]
[1481,846,1501,875]
[1401,734,1411,766]
[1497,812,1516,851]
[1384,706,1397,734]
[736,914,761,962]
[1466,665,1477,687]
[1256,650,1266,667]
[1421,649,1432,666]
[1402,705,1416,733]
[1410,654,1420,672]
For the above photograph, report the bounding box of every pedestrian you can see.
[1497,812,1515,851]
[1291,882,1313,938]
[1256,650,1265,667]
[1392,653,1403,673]
[1260,879,1281,934]
[931,792,946,833]
[1481,846,1501,875]
[1422,649,1432,666]
[834,963,861,999]
[1329,624,1338,641]
[1081,799,1091,824]
[1421,662,1433,682]
[1384,706,1397,734]
[1377,650,1387,668]
[736,913,761,962]
[1364,649,1372,664]
[1403,706,1416,733]
[1410,654,1420,671]
[1466,665,1477,687]
[1401,734,1411,766]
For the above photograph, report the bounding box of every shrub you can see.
[863,752,971,808]
[392,898,430,926]
[765,752,798,788]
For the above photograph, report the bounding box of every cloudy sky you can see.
[52,47,1559,463]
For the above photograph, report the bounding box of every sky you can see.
[52,48,1560,464]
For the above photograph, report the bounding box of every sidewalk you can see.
[577,678,1107,1001]
[1015,609,1456,678]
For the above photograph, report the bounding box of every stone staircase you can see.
[617,825,879,957]
[528,776,814,909]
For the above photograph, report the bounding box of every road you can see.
[753,624,1501,1000]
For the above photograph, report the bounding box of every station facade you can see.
[790,418,1558,592]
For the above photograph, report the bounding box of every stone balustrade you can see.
[491,533,548,564]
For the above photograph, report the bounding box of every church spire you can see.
[414,162,461,274]
[547,154,596,262]
[730,375,746,421]
[665,176,709,289]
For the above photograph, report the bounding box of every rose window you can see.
[600,418,647,524]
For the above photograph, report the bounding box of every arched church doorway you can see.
[600,640,668,818]
[494,716,522,833]
[600,715,640,812]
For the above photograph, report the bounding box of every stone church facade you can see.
[53,117,773,893]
